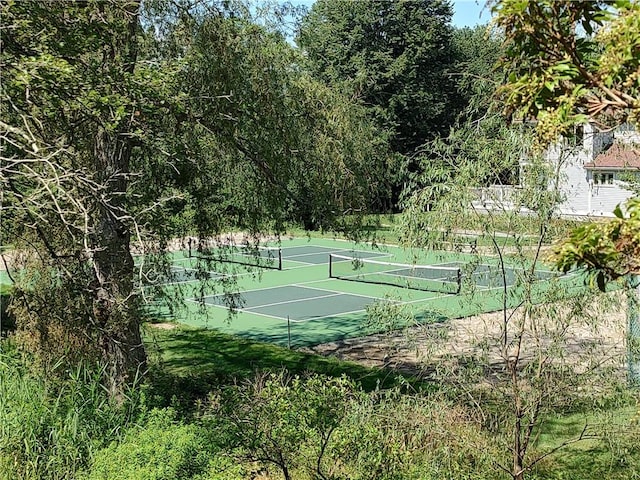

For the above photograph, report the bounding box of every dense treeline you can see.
[298,0,505,207]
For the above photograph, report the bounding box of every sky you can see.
[452,0,492,27]
[288,0,493,28]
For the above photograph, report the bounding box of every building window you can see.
[593,172,614,185]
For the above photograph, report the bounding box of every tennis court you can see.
[152,237,581,347]
[200,285,379,322]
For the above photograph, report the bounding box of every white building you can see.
[474,123,639,218]
[550,123,639,217]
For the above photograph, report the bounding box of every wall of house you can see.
[589,178,636,216]
[615,123,640,144]
[552,124,634,217]
[475,124,636,218]
[546,130,592,216]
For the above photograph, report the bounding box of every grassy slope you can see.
[144,323,428,393]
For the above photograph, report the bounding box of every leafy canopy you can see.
[298,0,455,155]
[493,0,640,144]
[493,0,640,286]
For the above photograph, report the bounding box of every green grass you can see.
[531,407,640,479]
[144,323,640,479]
[144,323,430,393]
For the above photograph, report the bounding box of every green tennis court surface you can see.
[200,285,379,322]
[149,237,583,348]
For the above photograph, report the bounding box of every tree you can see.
[0,0,384,396]
[400,115,627,479]
[298,0,455,154]
[492,0,640,386]
[400,25,506,206]
[1,0,148,397]
[166,10,389,232]
[494,0,639,144]
[448,25,504,122]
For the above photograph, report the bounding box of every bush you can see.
[83,408,225,480]
[0,343,144,480]
[206,372,366,480]
[204,371,502,480]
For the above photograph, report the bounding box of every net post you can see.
[287,316,291,349]
[278,247,283,271]
[329,254,333,278]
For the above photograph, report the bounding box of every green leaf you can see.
[613,203,624,219]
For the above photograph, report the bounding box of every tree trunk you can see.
[92,126,147,398]
[90,1,146,398]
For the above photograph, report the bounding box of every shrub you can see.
[206,372,366,480]
[83,408,236,480]
[0,287,16,335]
[0,343,144,480]
[204,371,502,480]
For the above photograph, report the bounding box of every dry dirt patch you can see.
[302,293,628,377]
[148,322,178,330]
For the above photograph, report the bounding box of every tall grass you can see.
[0,341,144,480]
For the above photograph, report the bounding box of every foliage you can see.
[297,0,456,200]
[204,371,502,480]
[3,325,638,480]
[1,0,151,393]
[554,197,640,287]
[493,0,640,144]
[449,25,504,121]
[0,341,145,480]
[332,390,502,480]
[81,408,233,480]
[401,25,511,212]
[205,372,363,480]
[0,287,16,336]
[142,2,389,233]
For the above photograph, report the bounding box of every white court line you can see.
[282,249,344,259]
[282,247,392,259]
[282,261,321,269]
[281,245,393,261]
[291,283,382,300]
[187,284,347,308]
[185,298,244,314]
[243,292,344,311]
[170,263,254,278]
[286,294,457,323]
[288,308,369,323]
[187,296,356,323]
[188,287,461,323]
[241,309,299,321]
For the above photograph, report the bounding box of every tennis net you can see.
[329,254,461,294]
[198,245,283,270]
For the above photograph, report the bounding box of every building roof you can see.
[585,143,640,170]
